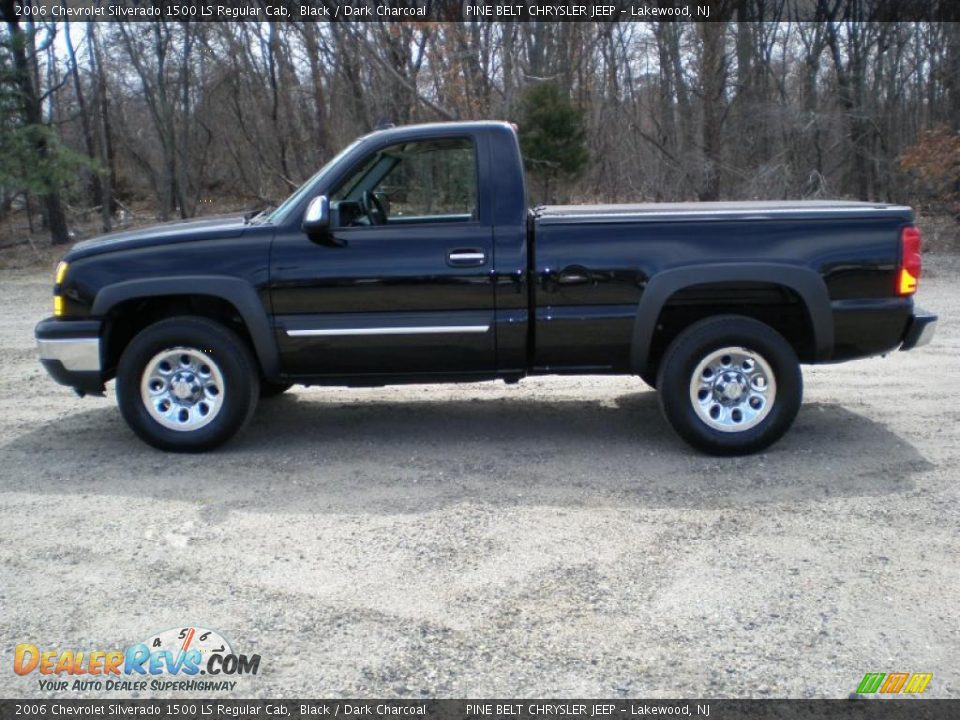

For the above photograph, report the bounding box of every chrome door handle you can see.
[447,249,486,267]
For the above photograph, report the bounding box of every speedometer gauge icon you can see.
[142,626,232,670]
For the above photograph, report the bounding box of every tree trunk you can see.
[301,23,330,163]
[63,20,104,213]
[698,21,728,201]
[4,6,70,244]
[86,23,114,232]
[946,22,960,131]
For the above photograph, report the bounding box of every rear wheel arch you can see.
[93,277,280,379]
[630,264,832,378]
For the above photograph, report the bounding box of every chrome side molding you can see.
[287,325,490,337]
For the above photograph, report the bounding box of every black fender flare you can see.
[91,276,280,377]
[629,263,833,374]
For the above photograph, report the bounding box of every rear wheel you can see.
[116,317,259,452]
[657,315,802,455]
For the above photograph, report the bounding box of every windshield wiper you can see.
[245,205,276,225]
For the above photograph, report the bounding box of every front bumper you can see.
[35,317,105,395]
[900,309,937,351]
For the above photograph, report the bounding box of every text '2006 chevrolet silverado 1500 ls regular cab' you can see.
[36,121,937,455]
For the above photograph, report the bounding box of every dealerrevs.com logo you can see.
[14,626,261,692]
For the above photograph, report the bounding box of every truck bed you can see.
[535,200,912,224]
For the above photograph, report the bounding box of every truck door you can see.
[269,136,496,378]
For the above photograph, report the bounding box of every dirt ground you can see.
[0,256,957,700]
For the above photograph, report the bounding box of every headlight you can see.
[54,261,68,316]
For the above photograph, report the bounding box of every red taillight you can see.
[898,225,922,296]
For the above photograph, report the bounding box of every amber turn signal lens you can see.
[54,261,68,285]
[898,268,918,295]
[53,296,64,317]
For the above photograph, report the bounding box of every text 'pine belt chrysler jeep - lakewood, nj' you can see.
[36,122,938,455]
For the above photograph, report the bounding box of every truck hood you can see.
[65,214,248,260]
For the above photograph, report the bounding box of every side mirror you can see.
[302,195,330,235]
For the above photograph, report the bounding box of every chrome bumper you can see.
[900,310,937,351]
[35,317,105,395]
[37,337,101,372]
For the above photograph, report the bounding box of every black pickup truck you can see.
[36,121,937,455]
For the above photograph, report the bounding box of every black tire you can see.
[656,315,802,456]
[260,381,293,398]
[116,316,259,452]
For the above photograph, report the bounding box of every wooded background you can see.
[2,5,959,246]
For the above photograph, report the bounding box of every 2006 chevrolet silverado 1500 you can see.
[35,121,938,454]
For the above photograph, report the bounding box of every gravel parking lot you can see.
[1,257,958,699]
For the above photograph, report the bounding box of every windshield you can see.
[264,139,364,224]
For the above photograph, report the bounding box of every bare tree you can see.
[62,20,104,219]
[3,11,958,245]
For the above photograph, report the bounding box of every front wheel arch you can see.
[93,277,280,378]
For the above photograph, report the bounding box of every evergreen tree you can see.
[517,82,588,204]
[1,14,91,244]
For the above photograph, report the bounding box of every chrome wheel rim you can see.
[689,346,776,433]
[140,347,225,432]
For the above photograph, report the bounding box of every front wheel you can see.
[656,316,802,455]
[116,317,259,452]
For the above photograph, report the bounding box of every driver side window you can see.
[331,138,478,227]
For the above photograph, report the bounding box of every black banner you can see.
[1,700,960,720]
[3,0,958,23]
